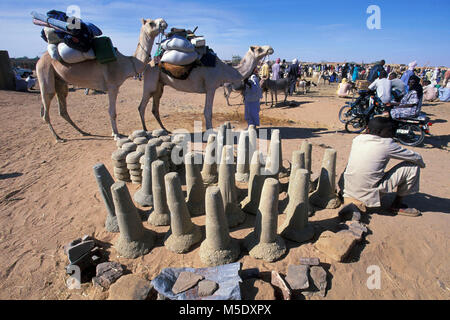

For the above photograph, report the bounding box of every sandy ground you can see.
[0,78,449,300]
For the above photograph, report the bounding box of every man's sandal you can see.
[391,206,422,217]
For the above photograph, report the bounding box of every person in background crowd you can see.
[352,65,360,82]
[259,61,270,80]
[286,58,300,95]
[389,72,407,97]
[271,58,281,81]
[369,69,392,104]
[342,63,349,79]
[422,80,438,101]
[243,71,263,128]
[401,61,417,91]
[337,78,352,97]
[444,69,450,87]
[390,75,423,120]
[367,59,386,83]
[280,59,287,78]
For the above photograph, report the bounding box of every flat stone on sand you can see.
[309,266,328,296]
[299,257,320,266]
[108,274,152,300]
[315,230,358,262]
[171,271,204,294]
[285,265,309,290]
[198,280,219,297]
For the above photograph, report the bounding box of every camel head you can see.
[235,45,274,79]
[140,18,168,39]
[249,45,274,61]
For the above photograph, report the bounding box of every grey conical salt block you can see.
[199,186,240,266]
[265,129,282,178]
[216,124,226,167]
[235,130,250,183]
[93,163,119,233]
[287,151,305,199]
[185,152,206,216]
[218,145,246,228]
[300,141,312,174]
[148,160,170,226]
[111,182,155,258]
[241,151,267,215]
[244,178,286,262]
[279,169,315,243]
[134,142,157,207]
[164,172,202,253]
[201,134,218,185]
[248,126,258,163]
[309,148,341,209]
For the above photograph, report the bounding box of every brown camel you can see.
[36,18,167,142]
[137,45,274,132]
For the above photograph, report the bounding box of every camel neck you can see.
[132,29,155,72]
[235,50,257,79]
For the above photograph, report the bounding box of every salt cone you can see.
[244,178,286,262]
[201,134,218,185]
[279,169,315,243]
[309,148,341,209]
[93,163,118,233]
[218,145,246,228]
[241,151,266,215]
[185,152,206,216]
[164,172,202,253]
[235,130,250,183]
[199,186,240,266]
[148,160,170,226]
[111,182,155,258]
[134,142,157,207]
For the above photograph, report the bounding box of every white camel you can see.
[36,18,167,142]
[136,45,274,132]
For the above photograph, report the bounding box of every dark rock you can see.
[299,257,320,266]
[171,272,204,294]
[285,265,309,290]
[338,203,362,222]
[198,280,218,297]
[92,261,124,290]
[240,268,259,280]
[270,271,291,300]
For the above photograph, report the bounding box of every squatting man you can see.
[340,117,425,217]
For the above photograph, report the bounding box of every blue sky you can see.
[1,0,449,66]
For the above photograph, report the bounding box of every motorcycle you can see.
[340,90,432,147]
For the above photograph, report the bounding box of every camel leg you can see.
[55,79,91,136]
[204,90,215,130]
[138,87,152,132]
[41,91,65,142]
[223,85,231,106]
[107,87,122,140]
[152,83,170,132]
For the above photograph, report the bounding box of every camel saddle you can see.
[159,61,196,80]
[158,48,217,80]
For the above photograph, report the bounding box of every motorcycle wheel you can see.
[345,116,367,133]
[338,105,353,123]
[395,124,425,147]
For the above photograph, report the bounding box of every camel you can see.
[137,45,274,132]
[36,18,168,142]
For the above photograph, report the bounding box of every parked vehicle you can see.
[339,89,432,147]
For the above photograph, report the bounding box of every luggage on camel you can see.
[32,10,117,64]
[157,27,217,80]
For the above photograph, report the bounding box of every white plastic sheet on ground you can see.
[151,262,242,300]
